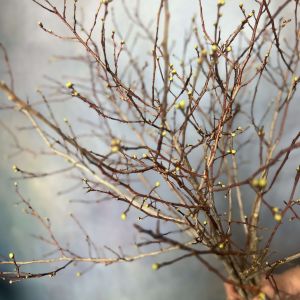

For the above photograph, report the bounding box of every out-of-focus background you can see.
[0,1,298,299]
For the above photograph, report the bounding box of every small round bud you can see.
[211,44,218,52]
[274,213,282,222]
[65,81,73,89]
[111,146,120,153]
[176,99,185,110]
[251,178,259,187]
[111,139,121,153]
[226,45,232,52]
[257,178,267,189]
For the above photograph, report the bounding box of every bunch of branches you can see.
[0,0,299,298]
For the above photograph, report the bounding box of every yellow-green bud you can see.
[211,44,218,52]
[176,100,185,110]
[65,81,73,89]
[257,178,267,189]
[274,213,282,222]
[226,45,232,52]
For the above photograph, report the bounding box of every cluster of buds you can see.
[111,138,121,153]
[169,64,177,82]
[272,207,282,222]
[230,126,243,137]
[226,149,237,155]
[251,177,267,189]
[197,49,208,65]
[12,165,18,172]
[65,81,80,96]
[217,181,226,188]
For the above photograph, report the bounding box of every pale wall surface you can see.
[0,1,298,300]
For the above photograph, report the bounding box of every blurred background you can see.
[0,1,298,299]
